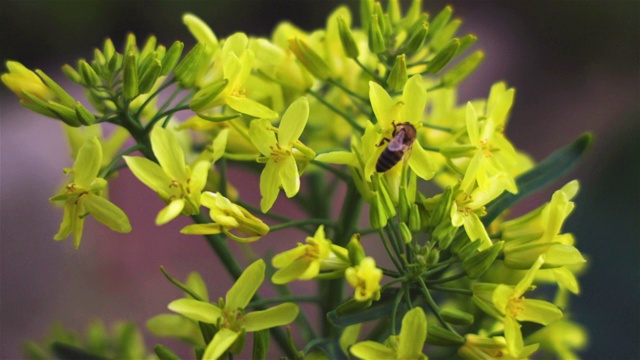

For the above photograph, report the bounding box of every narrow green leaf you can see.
[154,344,181,360]
[484,133,592,225]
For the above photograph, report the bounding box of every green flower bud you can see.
[252,330,269,360]
[457,237,482,260]
[138,58,162,95]
[408,203,421,232]
[426,38,459,74]
[47,100,82,127]
[462,241,503,279]
[373,2,389,35]
[360,0,374,32]
[292,140,316,161]
[377,180,396,220]
[439,144,477,158]
[107,52,123,76]
[140,36,157,61]
[123,33,137,56]
[440,308,474,326]
[457,34,478,54]
[387,54,407,91]
[426,248,439,265]
[189,79,228,112]
[161,41,184,76]
[433,221,456,249]
[399,222,412,243]
[337,17,359,59]
[368,14,386,54]
[62,64,82,85]
[427,5,453,41]
[442,50,484,88]
[426,324,465,346]
[93,48,107,68]
[174,43,208,88]
[405,21,429,53]
[429,186,453,228]
[34,69,75,107]
[75,101,95,126]
[289,37,332,80]
[347,233,366,266]
[102,38,116,62]
[78,60,101,88]
[369,195,386,229]
[123,52,139,100]
[386,0,401,24]
[398,187,410,222]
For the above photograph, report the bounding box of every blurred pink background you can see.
[1,1,638,359]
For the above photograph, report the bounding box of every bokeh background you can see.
[1,1,638,359]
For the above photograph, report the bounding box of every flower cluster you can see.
[4,1,591,359]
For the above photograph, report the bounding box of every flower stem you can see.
[306,88,364,133]
[269,219,336,232]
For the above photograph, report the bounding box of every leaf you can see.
[51,342,107,360]
[483,133,592,225]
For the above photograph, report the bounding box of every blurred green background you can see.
[1,1,638,359]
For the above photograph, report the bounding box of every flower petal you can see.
[259,159,280,212]
[151,126,187,182]
[398,307,427,358]
[279,155,300,198]
[278,96,309,146]
[350,341,396,359]
[156,198,186,225]
[408,141,435,180]
[226,95,278,119]
[518,299,563,325]
[504,315,524,357]
[124,156,171,196]
[180,223,223,235]
[74,137,103,187]
[202,329,240,360]
[168,298,222,323]
[272,258,312,284]
[243,303,299,332]
[226,259,265,311]
[83,194,131,233]
[369,81,395,128]
[249,119,278,156]
[401,75,427,125]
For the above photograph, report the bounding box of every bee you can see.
[376,121,417,173]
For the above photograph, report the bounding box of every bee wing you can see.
[387,130,406,151]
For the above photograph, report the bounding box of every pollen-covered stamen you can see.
[479,138,493,157]
[269,143,291,163]
[65,183,78,194]
[506,296,526,318]
[230,84,246,98]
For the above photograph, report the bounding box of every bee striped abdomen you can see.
[376,149,404,172]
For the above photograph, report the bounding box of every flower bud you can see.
[408,204,422,232]
[398,186,411,222]
[154,344,181,360]
[347,233,365,266]
[457,34,478,54]
[429,187,453,228]
[174,43,208,88]
[440,308,474,326]
[398,222,412,243]
[462,241,503,279]
[289,37,332,80]
[405,21,429,53]
[427,5,453,41]
[368,14,386,54]
[189,79,228,112]
[138,58,162,95]
[78,60,102,88]
[426,248,439,265]
[75,101,95,126]
[62,64,82,85]
[426,38,459,74]
[337,17,359,59]
[386,54,407,91]
[102,38,116,61]
[369,195,386,229]
[123,52,139,100]
[457,237,482,260]
[47,101,82,127]
[433,221,456,249]
[359,0,374,31]
[426,324,465,346]
[161,41,184,76]
[442,50,484,88]
[1,61,55,102]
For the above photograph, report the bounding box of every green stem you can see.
[417,277,458,333]
[421,121,453,133]
[159,266,204,301]
[354,57,384,83]
[98,143,144,178]
[135,77,178,118]
[269,219,336,232]
[424,271,467,285]
[379,229,404,271]
[306,88,364,133]
[429,285,473,296]
[310,160,351,183]
[320,182,363,338]
[326,78,369,103]
[247,295,320,308]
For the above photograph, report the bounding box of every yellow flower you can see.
[345,257,383,302]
